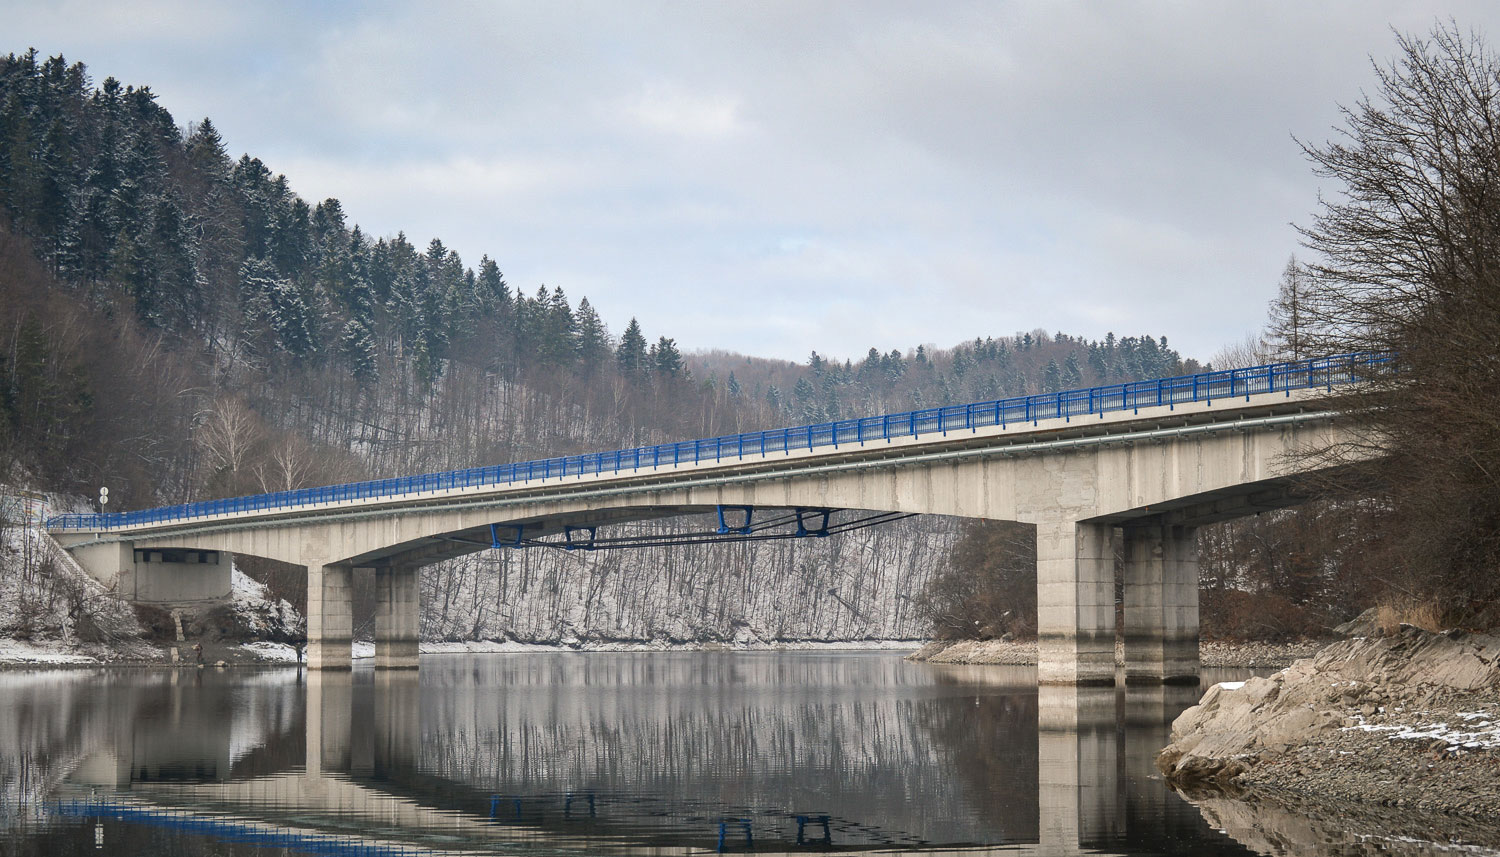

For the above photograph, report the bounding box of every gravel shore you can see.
[904,637,1326,668]
[1158,627,1500,835]
[1238,683,1500,818]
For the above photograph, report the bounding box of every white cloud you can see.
[621,83,744,139]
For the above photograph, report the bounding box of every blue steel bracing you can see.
[795,508,832,538]
[563,525,597,551]
[489,523,524,550]
[45,352,1389,532]
[716,505,754,535]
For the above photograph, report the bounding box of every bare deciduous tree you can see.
[1266,255,1310,361]
[1296,23,1500,621]
[194,397,264,493]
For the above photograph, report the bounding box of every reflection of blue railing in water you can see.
[54,799,432,856]
[46,352,1389,533]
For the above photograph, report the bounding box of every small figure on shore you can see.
[192,642,203,666]
[294,640,305,664]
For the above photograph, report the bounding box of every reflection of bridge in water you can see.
[47,658,1254,856]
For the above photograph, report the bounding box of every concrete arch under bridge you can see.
[50,358,1377,684]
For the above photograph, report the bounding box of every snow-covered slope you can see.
[419,514,952,644]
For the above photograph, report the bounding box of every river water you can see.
[0,651,1489,856]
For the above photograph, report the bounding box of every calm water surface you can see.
[0,652,1485,856]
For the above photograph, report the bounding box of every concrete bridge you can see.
[47,354,1383,683]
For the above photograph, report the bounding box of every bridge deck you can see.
[47,354,1381,537]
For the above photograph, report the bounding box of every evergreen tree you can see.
[269,194,312,283]
[884,349,905,384]
[823,384,841,420]
[184,117,231,182]
[765,384,784,414]
[231,155,276,258]
[1042,359,1062,393]
[1062,352,1083,389]
[650,336,684,379]
[240,256,315,360]
[617,317,648,376]
[792,376,820,422]
[143,194,198,328]
[574,296,610,376]
[338,317,378,385]
[475,255,510,317]
[538,286,578,368]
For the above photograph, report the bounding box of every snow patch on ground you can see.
[223,564,302,640]
[1344,705,1500,752]
[0,638,100,664]
[0,490,145,661]
[1216,681,1247,691]
[238,641,298,663]
[232,566,269,600]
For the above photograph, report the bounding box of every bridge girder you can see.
[113,410,1358,569]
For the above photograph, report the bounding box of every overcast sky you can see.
[9,2,1500,364]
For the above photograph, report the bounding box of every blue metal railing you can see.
[45,352,1388,532]
[54,799,431,855]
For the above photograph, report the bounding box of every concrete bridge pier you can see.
[1036,519,1202,686]
[1122,524,1200,684]
[306,562,418,670]
[1036,521,1116,685]
[305,671,353,777]
[375,567,420,669]
[374,670,421,775]
[306,562,354,670]
[1037,684,1121,856]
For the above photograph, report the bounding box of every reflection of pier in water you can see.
[55,660,1245,856]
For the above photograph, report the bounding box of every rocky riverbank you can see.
[1157,626,1500,830]
[904,638,1325,668]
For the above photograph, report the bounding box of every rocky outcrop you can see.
[1157,626,1500,820]
[905,638,1324,668]
[905,639,1036,665]
[1332,606,1382,638]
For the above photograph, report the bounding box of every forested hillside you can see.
[0,50,1205,644]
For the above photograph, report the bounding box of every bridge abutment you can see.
[307,563,353,670]
[1122,524,1200,684]
[375,567,420,669]
[1036,521,1116,685]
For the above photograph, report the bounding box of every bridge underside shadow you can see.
[323,466,1340,683]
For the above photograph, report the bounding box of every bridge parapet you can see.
[46,353,1384,536]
